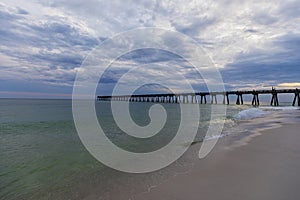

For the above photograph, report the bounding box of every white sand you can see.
[132,124,300,200]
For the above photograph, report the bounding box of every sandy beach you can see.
[132,123,300,200]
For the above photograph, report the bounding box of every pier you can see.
[97,88,300,106]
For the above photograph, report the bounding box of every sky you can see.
[0,0,300,98]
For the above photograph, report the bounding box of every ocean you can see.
[0,99,299,199]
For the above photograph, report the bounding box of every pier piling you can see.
[270,88,279,106]
[292,88,300,106]
[252,91,260,106]
[236,92,243,105]
[211,94,217,104]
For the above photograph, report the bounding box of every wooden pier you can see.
[97,88,300,106]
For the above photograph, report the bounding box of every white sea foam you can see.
[260,106,299,111]
[202,106,299,142]
[234,108,268,120]
[203,132,232,141]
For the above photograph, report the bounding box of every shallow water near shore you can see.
[0,99,299,199]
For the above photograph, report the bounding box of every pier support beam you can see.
[292,88,300,106]
[252,92,260,106]
[191,95,195,104]
[182,95,189,103]
[211,94,217,104]
[200,95,207,104]
[223,93,229,105]
[236,93,243,105]
[270,89,279,106]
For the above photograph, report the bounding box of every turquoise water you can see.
[0,100,98,199]
[0,99,270,199]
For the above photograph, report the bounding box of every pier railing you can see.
[97,88,300,106]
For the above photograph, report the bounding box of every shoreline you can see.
[131,110,300,200]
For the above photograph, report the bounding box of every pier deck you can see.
[97,88,300,106]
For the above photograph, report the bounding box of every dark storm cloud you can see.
[222,33,300,86]
[26,22,100,49]
[0,4,101,90]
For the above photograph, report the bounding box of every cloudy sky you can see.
[1,0,300,98]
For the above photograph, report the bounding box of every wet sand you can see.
[132,123,300,200]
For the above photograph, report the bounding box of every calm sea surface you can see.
[0,99,297,199]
